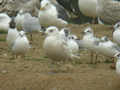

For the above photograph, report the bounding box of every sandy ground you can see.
[0,24,120,90]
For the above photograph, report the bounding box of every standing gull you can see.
[60,28,80,57]
[38,0,69,28]
[82,27,100,64]
[97,36,120,64]
[12,31,31,58]
[43,26,79,64]
[67,34,80,57]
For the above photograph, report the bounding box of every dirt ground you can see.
[0,24,120,90]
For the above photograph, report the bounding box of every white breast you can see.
[116,59,120,75]
[7,28,19,48]
[43,35,70,61]
[12,36,30,54]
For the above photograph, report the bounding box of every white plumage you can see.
[0,13,11,31]
[114,54,120,75]
[22,13,41,33]
[12,31,30,56]
[43,26,79,62]
[82,27,100,63]
[97,36,120,57]
[78,0,97,18]
[116,58,120,75]
[7,28,19,48]
[67,35,79,56]
[82,27,99,51]
[38,0,68,27]
[15,10,25,30]
[113,22,120,45]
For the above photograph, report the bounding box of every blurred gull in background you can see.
[22,13,41,40]
[38,0,69,28]
[96,0,120,25]
[0,13,11,31]
[78,0,97,23]
[7,17,19,48]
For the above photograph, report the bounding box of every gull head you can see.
[83,27,93,35]
[40,0,51,10]
[68,34,78,40]
[101,36,109,42]
[45,26,59,36]
[114,22,120,30]
[19,31,26,37]
[60,28,71,37]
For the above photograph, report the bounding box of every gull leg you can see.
[90,51,94,64]
[30,34,33,41]
[95,53,98,64]
[110,57,116,69]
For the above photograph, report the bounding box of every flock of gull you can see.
[0,0,120,74]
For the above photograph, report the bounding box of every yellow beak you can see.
[40,7,45,11]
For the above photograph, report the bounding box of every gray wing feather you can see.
[75,40,85,49]
[23,13,41,33]
[54,3,69,21]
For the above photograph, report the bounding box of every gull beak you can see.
[40,7,45,11]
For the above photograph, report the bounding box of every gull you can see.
[60,27,83,53]
[113,22,120,45]
[69,35,85,50]
[78,0,97,23]
[22,13,41,41]
[0,13,11,31]
[96,0,120,25]
[15,10,25,30]
[60,28,80,57]
[7,17,19,48]
[67,34,80,57]
[97,36,120,63]
[60,28,81,57]
[12,31,31,58]
[14,0,40,16]
[82,27,100,64]
[38,0,69,28]
[43,26,79,64]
